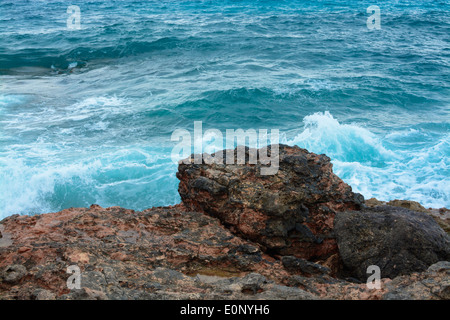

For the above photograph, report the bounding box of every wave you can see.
[286,111,397,165]
[0,109,448,218]
[0,147,180,219]
[285,112,449,208]
[0,94,26,107]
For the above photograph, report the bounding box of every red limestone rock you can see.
[1,144,448,300]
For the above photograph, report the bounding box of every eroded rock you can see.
[1,265,27,284]
[281,256,331,276]
[0,145,448,300]
[177,144,364,262]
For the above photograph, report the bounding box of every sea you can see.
[0,0,449,218]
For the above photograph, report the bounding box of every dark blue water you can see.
[0,0,449,217]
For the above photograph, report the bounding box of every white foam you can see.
[285,111,449,208]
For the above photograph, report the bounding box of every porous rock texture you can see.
[178,144,364,262]
[335,206,450,281]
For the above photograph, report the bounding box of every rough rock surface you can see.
[335,206,450,280]
[386,200,428,213]
[283,261,450,300]
[178,144,364,261]
[0,204,295,299]
[365,198,450,235]
[381,261,450,300]
[1,204,448,300]
[0,145,449,300]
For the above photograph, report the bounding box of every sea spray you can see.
[285,112,449,208]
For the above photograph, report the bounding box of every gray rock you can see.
[427,261,450,273]
[281,256,330,275]
[178,144,364,262]
[382,261,450,300]
[1,265,27,284]
[63,287,107,300]
[335,206,450,281]
[256,284,317,300]
[0,225,13,248]
[33,289,56,300]
[239,273,267,295]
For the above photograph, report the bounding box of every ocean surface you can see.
[0,0,449,218]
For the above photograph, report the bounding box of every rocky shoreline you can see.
[0,145,449,300]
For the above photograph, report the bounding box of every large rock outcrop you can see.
[335,205,450,281]
[0,144,448,300]
[0,204,294,299]
[1,204,448,300]
[177,144,364,261]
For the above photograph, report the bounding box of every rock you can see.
[0,225,13,248]
[427,261,450,273]
[335,205,450,281]
[1,265,27,284]
[382,261,450,300]
[365,198,385,207]
[33,289,56,300]
[433,217,450,236]
[63,288,108,300]
[281,256,330,276]
[0,204,290,300]
[283,262,450,300]
[0,144,448,300]
[386,199,428,213]
[204,272,317,300]
[365,198,450,236]
[239,273,267,294]
[255,283,317,300]
[365,198,429,214]
[177,144,364,261]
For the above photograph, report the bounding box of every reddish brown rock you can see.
[177,144,364,261]
[0,204,294,300]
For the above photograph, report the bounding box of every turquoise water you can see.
[0,0,449,217]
